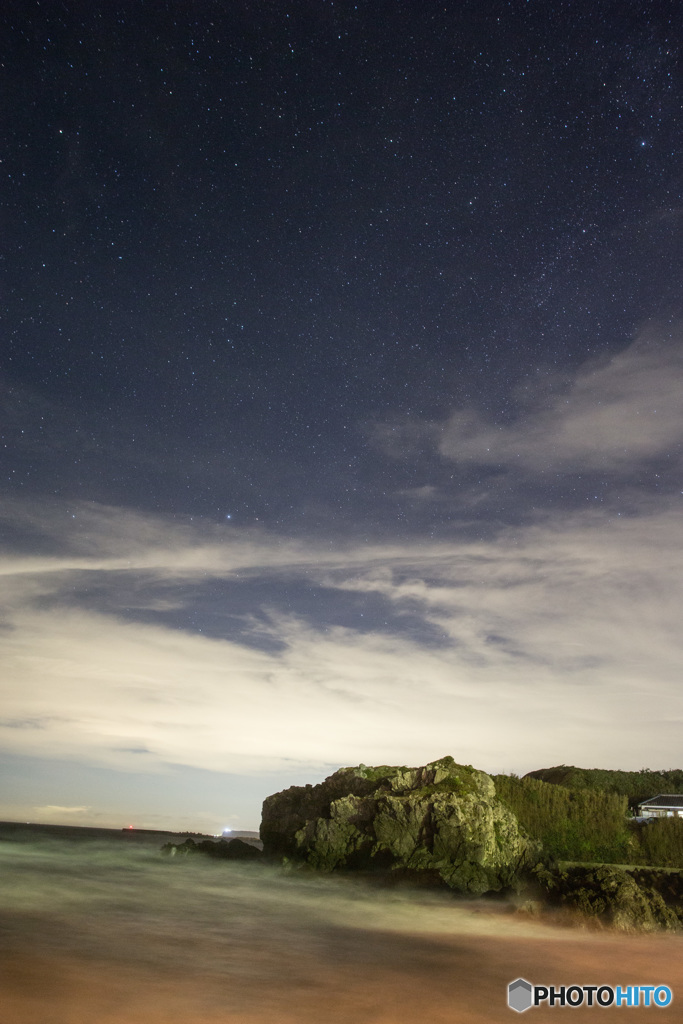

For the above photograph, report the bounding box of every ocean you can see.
[1,821,681,1023]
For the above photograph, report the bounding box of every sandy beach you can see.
[3,915,682,1023]
[1,828,681,1023]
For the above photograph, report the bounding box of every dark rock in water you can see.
[539,864,681,932]
[161,837,262,861]
[260,756,541,894]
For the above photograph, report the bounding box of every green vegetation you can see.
[351,763,408,781]
[494,773,683,869]
[524,765,683,810]
[351,757,481,800]
[632,819,683,870]
[493,774,631,863]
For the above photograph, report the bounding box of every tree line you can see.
[523,765,683,810]
[493,773,683,868]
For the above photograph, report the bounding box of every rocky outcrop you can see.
[260,756,540,894]
[537,864,681,932]
[161,837,263,861]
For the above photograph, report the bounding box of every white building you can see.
[637,794,683,818]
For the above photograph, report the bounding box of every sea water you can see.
[1,824,681,1023]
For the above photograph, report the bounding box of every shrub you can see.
[493,775,630,863]
[629,818,683,869]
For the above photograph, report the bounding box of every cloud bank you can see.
[1,503,680,782]
[1,329,682,827]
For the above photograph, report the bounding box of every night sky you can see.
[1,1,682,832]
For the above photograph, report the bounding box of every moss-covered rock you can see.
[539,864,681,932]
[261,756,540,894]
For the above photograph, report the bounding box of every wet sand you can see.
[1,832,681,1023]
[3,925,682,1023]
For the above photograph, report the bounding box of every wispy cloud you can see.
[0,498,681,778]
[438,328,683,473]
[369,416,438,460]
[34,805,90,815]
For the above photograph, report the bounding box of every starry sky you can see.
[1,0,682,832]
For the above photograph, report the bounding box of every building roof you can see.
[638,794,683,809]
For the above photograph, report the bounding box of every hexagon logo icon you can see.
[508,978,533,1013]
